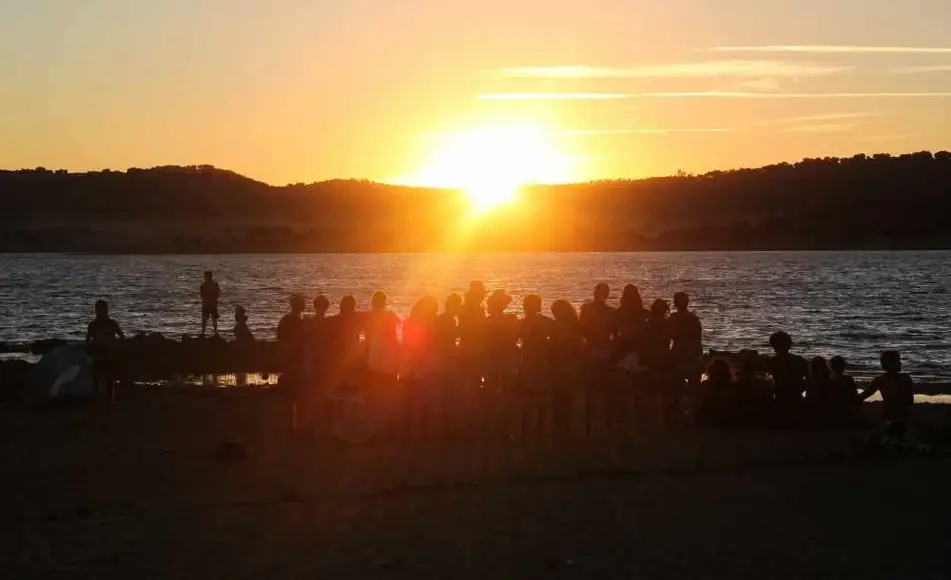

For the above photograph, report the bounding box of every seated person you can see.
[697,358,733,427]
[827,356,861,426]
[860,350,915,442]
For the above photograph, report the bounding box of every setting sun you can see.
[403,125,575,212]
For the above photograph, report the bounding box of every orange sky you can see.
[2,0,951,186]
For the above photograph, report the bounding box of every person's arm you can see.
[114,321,125,340]
[858,377,879,402]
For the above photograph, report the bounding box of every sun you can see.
[406,125,574,212]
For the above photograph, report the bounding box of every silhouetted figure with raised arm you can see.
[200,271,221,337]
[669,292,703,391]
[550,299,582,441]
[579,283,618,437]
[459,281,487,391]
[860,350,915,444]
[86,299,125,400]
[767,331,808,426]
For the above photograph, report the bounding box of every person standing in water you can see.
[200,271,221,337]
[86,299,125,400]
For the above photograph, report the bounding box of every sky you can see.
[2,0,951,186]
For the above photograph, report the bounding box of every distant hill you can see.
[2,153,951,252]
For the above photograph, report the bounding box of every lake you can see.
[1,252,949,381]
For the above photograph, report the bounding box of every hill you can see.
[1,153,950,252]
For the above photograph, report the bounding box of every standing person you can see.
[579,283,618,437]
[402,295,439,439]
[616,284,648,433]
[459,281,487,391]
[483,289,520,439]
[277,295,306,433]
[86,299,125,401]
[302,295,331,435]
[434,293,463,436]
[364,291,401,437]
[519,294,553,440]
[549,299,583,441]
[669,292,703,392]
[642,299,675,428]
[200,271,221,337]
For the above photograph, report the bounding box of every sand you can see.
[3,389,950,579]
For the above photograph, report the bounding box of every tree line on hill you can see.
[1,151,950,252]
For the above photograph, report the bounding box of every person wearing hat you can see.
[233,305,255,344]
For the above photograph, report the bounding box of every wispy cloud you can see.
[891,64,951,74]
[493,60,849,79]
[626,91,951,99]
[857,134,915,142]
[778,123,858,133]
[559,128,734,136]
[737,78,782,92]
[477,93,630,101]
[755,112,879,126]
[710,45,951,54]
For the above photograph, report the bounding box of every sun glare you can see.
[406,125,574,212]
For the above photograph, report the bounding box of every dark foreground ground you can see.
[2,390,950,579]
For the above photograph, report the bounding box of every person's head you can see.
[769,331,792,355]
[467,281,486,303]
[444,293,463,317]
[810,356,830,380]
[649,298,669,319]
[551,299,578,324]
[339,295,356,314]
[736,351,761,379]
[94,299,109,318]
[523,294,542,317]
[313,295,330,317]
[673,291,689,312]
[411,295,439,322]
[486,289,512,316]
[371,291,387,311]
[880,350,902,374]
[621,284,642,309]
[234,305,248,323]
[204,270,213,281]
[706,358,732,384]
[289,294,305,314]
[829,356,847,376]
[593,283,610,303]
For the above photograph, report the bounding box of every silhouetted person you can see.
[233,306,255,344]
[550,299,582,440]
[767,331,808,424]
[616,284,648,431]
[827,355,861,425]
[616,284,647,359]
[519,294,553,438]
[579,283,618,436]
[434,293,462,370]
[860,350,914,441]
[642,299,678,426]
[86,299,125,399]
[403,296,439,438]
[669,292,703,390]
[365,291,400,386]
[277,295,306,420]
[324,295,364,399]
[805,356,832,425]
[697,358,733,427]
[200,271,221,337]
[484,290,519,440]
[734,351,771,426]
[307,295,330,332]
[459,281,487,390]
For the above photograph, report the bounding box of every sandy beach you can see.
[3,389,950,579]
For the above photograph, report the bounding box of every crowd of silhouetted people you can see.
[83,271,916,442]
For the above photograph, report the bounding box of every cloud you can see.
[891,64,951,74]
[626,91,951,98]
[857,134,915,142]
[778,123,858,133]
[755,112,879,126]
[477,93,631,100]
[737,78,782,92]
[710,45,951,54]
[559,128,734,136]
[493,60,850,79]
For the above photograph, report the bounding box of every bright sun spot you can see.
[405,125,575,212]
